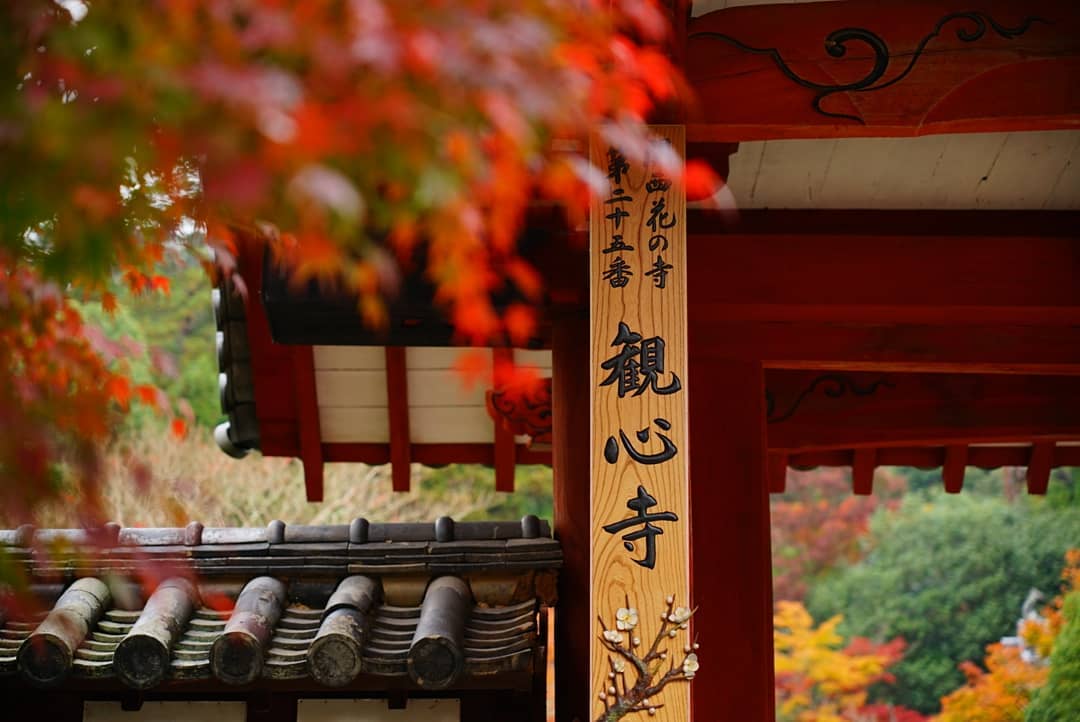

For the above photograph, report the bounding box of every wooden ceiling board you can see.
[725,131,1080,209]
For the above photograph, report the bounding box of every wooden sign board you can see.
[590,126,693,721]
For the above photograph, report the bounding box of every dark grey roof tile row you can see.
[2,574,539,691]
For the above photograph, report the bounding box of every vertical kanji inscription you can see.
[589,126,690,722]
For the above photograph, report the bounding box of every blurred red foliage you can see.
[771,468,907,601]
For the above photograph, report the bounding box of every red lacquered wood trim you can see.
[320,442,550,467]
[291,345,324,502]
[385,347,412,492]
[321,442,389,464]
[493,348,517,493]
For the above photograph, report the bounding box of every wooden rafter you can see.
[1026,442,1055,494]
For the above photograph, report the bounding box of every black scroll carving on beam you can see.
[765,374,894,424]
[688,12,1050,123]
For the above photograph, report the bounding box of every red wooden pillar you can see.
[291,346,324,502]
[552,312,591,722]
[687,352,775,721]
[385,346,412,492]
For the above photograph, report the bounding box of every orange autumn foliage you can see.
[7,0,700,345]
[1,0,703,532]
[933,644,1048,722]
[934,549,1079,722]
[1021,548,1080,658]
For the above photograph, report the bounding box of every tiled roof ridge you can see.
[0,514,552,548]
[0,516,562,583]
[2,573,542,690]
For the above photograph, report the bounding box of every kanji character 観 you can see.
[599,322,682,397]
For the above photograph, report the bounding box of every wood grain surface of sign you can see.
[590,125,691,722]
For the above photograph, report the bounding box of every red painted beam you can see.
[681,222,1080,375]
[766,372,1080,452]
[686,0,1080,140]
[522,208,1080,239]
[690,320,1080,375]
[385,347,412,492]
[526,210,1080,312]
[687,233,1080,323]
[320,439,1080,478]
[690,210,1080,239]
[787,443,1080,470]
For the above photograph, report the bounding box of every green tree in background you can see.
[807,494,1080,714]
[1025,591,1080,722]
[899,467,1019,497]
[1044,468,1080,510]
[423,464,553,522]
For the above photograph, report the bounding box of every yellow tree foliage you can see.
[1021,548,1080,658]
[774,601,906,722]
